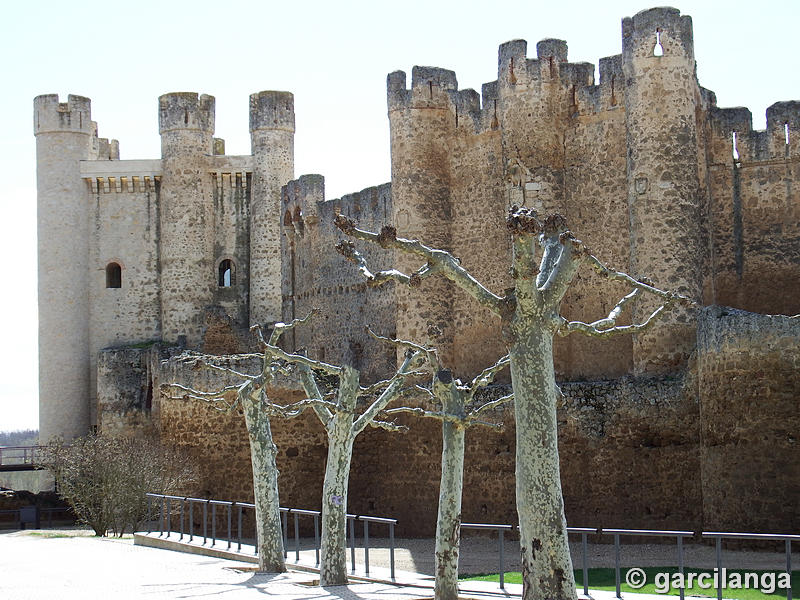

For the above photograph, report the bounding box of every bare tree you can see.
[335,207,692,600]
[41,434,196,537]
[371,329,512,600]
[161,317,312,573]
[248,317,427,586]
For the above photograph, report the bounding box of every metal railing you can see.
[0,446,44,471]
[458,524,797,598]
[602,528,693,600]
[703,531,799,600]
[144,493,397,580]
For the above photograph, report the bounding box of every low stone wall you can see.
[97,306,799,537]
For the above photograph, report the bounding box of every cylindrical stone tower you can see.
[158,92,216,346]
[387,67,456,365]
[249,91,295,327]
[34,94,94,442]
[622,7,703,374]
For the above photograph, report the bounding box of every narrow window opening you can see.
[105,262,122,288]
[218,259,234,287]
[429,81,433,99]
[509,58,517,85]
[144,379,153,412]
[611,75,617,106]
[732,131,740,161]
[570,85,577,107]
[785,122,790,145]
[455,109,459,128]
[653,29,664,56]
[184,109,189,125]
[548,56,555,78]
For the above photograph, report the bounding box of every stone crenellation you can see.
[36,7,799,535]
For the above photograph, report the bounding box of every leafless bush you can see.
[40,434,196,537]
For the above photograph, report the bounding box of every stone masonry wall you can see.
[281,175,396,382]
[697,307,800,533]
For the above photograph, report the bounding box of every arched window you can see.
[106,263,122,288]
[218,259,235,287]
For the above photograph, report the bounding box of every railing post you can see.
[146,495,152,534]
[294,512,300,562]
[581,532,589,596]
[159,496,165,537]
[237,504,243,552]
[678,535,685,600]
[389,522,395,581]
[211,503,217,547]
[499,528,505,590]
[349,517,356,574]
[189,501,194,542]
[282,510,288,559]
[203,501,208,545]
[364,520,370,578]
[254,506,259,556]
[166,498,172,537]
[227,503,232,550]
[179,498,185,541]
[614,533,621,599]
[314,514,320,566]
[715,537,722,600]
[786,539,793,600]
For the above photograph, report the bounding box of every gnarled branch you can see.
[335,216,505,315]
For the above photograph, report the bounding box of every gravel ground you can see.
[275,534,793,576]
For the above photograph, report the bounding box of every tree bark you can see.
[510,317,576,600]
[434,386,465,600]
[241,393,286,573]
[318,368,359,586]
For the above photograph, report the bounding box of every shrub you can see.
[40,434,196,537]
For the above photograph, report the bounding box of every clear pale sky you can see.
[0,0,797,432]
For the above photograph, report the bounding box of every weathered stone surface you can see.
[36,7,799,536]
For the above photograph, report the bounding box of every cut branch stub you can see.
[335,240,357,260]
[378,225,397,248]
[507,205,543,235]
[333,214,356,235]
[543,213,568,236]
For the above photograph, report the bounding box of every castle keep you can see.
[37,7,799,535]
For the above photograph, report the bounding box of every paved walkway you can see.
[0,529,791,599]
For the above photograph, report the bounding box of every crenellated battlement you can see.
[158,92,215,134]
[708,102,800,161]
[34,94,93,136]
[622,6,694,61]
[249,90,295,133]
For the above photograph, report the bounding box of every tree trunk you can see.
[434,409,465,600]
[511,322,577,600]
[319,409,355,586]
[242,396,286,573]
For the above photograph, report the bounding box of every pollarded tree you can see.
[370,328,512,600]
[161,317,313,573]
[249,317,426,586]
[335,207,692,600]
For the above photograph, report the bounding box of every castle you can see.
[36,7,799,535]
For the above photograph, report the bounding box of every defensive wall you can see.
[38,6,800,537]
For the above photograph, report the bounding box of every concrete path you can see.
[1,529,790,599]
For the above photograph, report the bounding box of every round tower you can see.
[249,91,295,327]
[34,94,95,442]
[158,92,216,346]
[387,67,456,363]
[622,7,703,374]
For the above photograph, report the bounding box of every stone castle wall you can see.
[38,6,800,536]
[697,307,800,533]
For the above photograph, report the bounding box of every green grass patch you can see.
[462,567,800,599]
